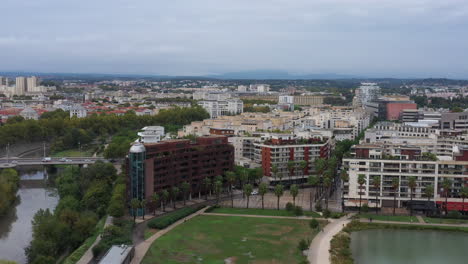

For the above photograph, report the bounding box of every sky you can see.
[1,0,468,78]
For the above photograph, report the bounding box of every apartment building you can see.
[254,134,331,184]
[197,99,243,118]
[136,126,165,143]
[127,136,234,213]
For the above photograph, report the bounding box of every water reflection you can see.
[0,170,58,264]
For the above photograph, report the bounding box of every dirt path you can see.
[308,214,354,264]
[130,206,209,264]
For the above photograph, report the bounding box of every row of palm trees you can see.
[354,174,468,216]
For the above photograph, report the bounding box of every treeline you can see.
[412,95,468,110]
[244,106,270,113]
[103,130,138,159]
[0,169,20,216]
[0,106,209,149]
[26,162,119,263]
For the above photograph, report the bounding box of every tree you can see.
[392,178,399,216]
[130,198,140,222]
[214,180,223,205]
[203,177,212,200]
[151,193,159,215]
[372,176,381,214]
[309,219,319,230]
[274,184,284,210]
[161,190,169,212]
[340,170,349,213]
[442,178,452,215]
[171,186,180,209]
[308,175,319,211]
[181,181,190,206]
[461,186,468,213]
[408,176,417,216]
[357,174,366,214]
[424,184,434,202]
[287,160,296,182]
[323,176,332,210]
[239,169,249,196]
[243,184,253,209]
[271,164,279,179]
[290,184,299,206]
[226,171,236,208]
[140,199,146,220]
[259,183,268,210]
[299,160,308,176]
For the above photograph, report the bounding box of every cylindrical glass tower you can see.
[129,143,146,216]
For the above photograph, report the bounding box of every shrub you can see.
[309,219,319,229]
[297,238,309,251]
[294,206,304,216]
[147,205,204,229]
[361,204,369,213]
[447,210,462,219]
[286,202,294,211]
[315,202,322,212]
[322,209,331,218]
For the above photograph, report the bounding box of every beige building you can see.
[15,77,27,96]
[293,95,324,106]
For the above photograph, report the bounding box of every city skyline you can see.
[2,0,468,78]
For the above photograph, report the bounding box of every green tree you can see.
[392,178,400,216]
[442,178,452,215]
[140,199,146,220]
[323,176,332,210]
[171,186,180,209]
[226,171,236,208]
[181,181,190,206]
[287,160,296,181]
[214,180,223,205]
[309,219,319,230]
[357,174,366,214]
[372,176,381,214]
[408,176,417,216]
[460,186,468,213]
[203,177,211,200]
[239,169,249,195]
[307,175,319,211]
[340,170,349,213]
[259,182,268,209]
[274,185,284,210]
[271,164,279,179]
[290,184,299,206]
[161,190,169,212]
[424,184,434,203]
[243,184,253,209]
[151,193,160,215]
[130,198,140,222]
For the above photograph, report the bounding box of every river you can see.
[0,169,58,264]
[351,229,468,264]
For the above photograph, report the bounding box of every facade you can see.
[366,95,417,120]
[197,99,243,118]
[353,83,380,108]
[293,95,324,106]
[70,104,88,118]
[27,76,38,92]
[19,106,39,120]
[127,136,234,214]
[15,77,26,96]
[137,126,165,143]
[0,76,8,86]
[254,135,331,183]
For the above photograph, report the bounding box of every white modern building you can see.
[137,126,165,143]
[198,99,243,118]
[70,104,88,118]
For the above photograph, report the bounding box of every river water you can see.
[351,229,468,264]
[0,170,58,264]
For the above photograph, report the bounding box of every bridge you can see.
[0,157,110,168]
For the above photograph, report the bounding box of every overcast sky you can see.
[1,0,468,78]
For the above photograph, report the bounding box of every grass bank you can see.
[206,207,321,217]
[356,213,418,222]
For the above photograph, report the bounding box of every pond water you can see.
[0,170,58,264]
[351,229,468,264]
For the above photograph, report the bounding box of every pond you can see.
[351,229,468,264]
[0,170,58,264]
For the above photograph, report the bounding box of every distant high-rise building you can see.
[15,77,27,95]
[0,76,8,86]
[27,76,38,92]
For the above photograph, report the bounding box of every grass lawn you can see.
[357,213,418,222]
[52,148,94,157]
[141,215,324,264]
[423,217,468,224]
[144,228,158,240]
[208,207,321,217]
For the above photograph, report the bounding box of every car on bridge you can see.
[42,157,52,162]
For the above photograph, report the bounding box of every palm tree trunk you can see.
[277,197,280,210]
[310,190,313,211]
[293,197,296,206]
[183,193,186,206]
[247,196,250,209]
[359,186,362,214]
[410,189,413,216]
[375,193,379,214]
[445,192,449,215]
[262,195,264,209]
[231,192,234,208]
[325,187,329,210]
[393,191,396,216]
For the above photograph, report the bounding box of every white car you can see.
[251,190,259,195]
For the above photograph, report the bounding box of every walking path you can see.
[130,206,209,264]
[76,216,113,264]
[416,215,425,224]
[359,218,468,227]
[202,212,326,221]
[308,214,354,264]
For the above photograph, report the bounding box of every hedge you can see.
[147,205,205,229]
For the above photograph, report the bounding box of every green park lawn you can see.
[207,207,321,217]
[357,213,418,222]
[141,215,324,264]
[52,148,94,157]
[423,217,468,224]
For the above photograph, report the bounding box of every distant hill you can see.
[206,70,362,79]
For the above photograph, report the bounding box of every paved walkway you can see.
[359,218,468,227]
[203,212,325,221]
[308,214,354,264]
[416,215,425,224]
[130,206,209,264]
[77,216,113,264]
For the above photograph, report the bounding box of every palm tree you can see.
[442,178,452,215]
[271,164,279,179]
[226,171,236,208]
[243,184,253,209]
[357,174,366,214]
[392,178,400,216]
[290,184,299,206]
[323,176,332,210]
[203,177,211,200]
[140,199,146,219]
[315,158,327,197]
[239,169,249,197]
[424,184,434,202]
[372,176,381,214]
[460,186,468,213]
[274,184,284,210]
[214,180,223,205]
[287,160,296,182]
[171,186,180,209]
[408,176,417,216]
[151,193,159,215]
[130,198,140,222]
[299,160,308,176]
[340,170,349,213]
[259,182,268,209]
[308,175,319,211]
[181,181,190,206]
[161,190,169,212]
